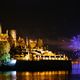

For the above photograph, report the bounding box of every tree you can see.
[0,41,10,64]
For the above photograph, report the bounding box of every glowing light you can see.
[25,55,30,60]
[8,59,16,66]
[69,35,80,57]
[11,71,16,75]
[69,35,80,50]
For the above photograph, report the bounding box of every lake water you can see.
[0,62,80,80]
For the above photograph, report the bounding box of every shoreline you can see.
[0,60,72,71]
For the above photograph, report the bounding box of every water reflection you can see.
[0,71,16,80]
[17,71,69,80]
[0,71,69,80]
[72,62,80,74]
[0,63,80,80]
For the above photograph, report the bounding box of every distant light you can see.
[8,59,16,66]
[10,59,16,64]
[11,71,16,75]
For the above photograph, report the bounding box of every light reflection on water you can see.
[0,71,69,80]
[0,71,16,80]
[17,71,70,80]
[0,63,80,80]
[72,62,80,74]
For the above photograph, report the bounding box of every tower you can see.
[0,24,2,34]
[9,29,16,46]
[10,30,16,41]
[6,30,8,34]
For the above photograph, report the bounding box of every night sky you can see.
[0,0,80,39]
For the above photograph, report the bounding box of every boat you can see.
[0,49,72,71]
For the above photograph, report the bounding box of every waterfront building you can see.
[17,37,25,48]
[28,39,37,49]
[9,29,16,47]
[0,25,8,41]
[0,24,2,34]
[37,38,44,49]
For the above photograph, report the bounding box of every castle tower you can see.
[9,29,16,46]
[0,24,2,34]
[6,30,8,34]
[10,30,16,41]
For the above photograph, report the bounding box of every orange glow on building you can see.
[0,34,8,41]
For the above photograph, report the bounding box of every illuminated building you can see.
[37,38,43,49]
[6,30,8,34]
[28,39,37,49]
[17,37,25,48]
[0,24,2,34]
[25,37,29,51]
[9,30,16,46]
[0,34,8,41]
[9,30,16,41]
[0,25,8,41]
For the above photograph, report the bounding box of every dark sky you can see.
[0,0,80,39]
